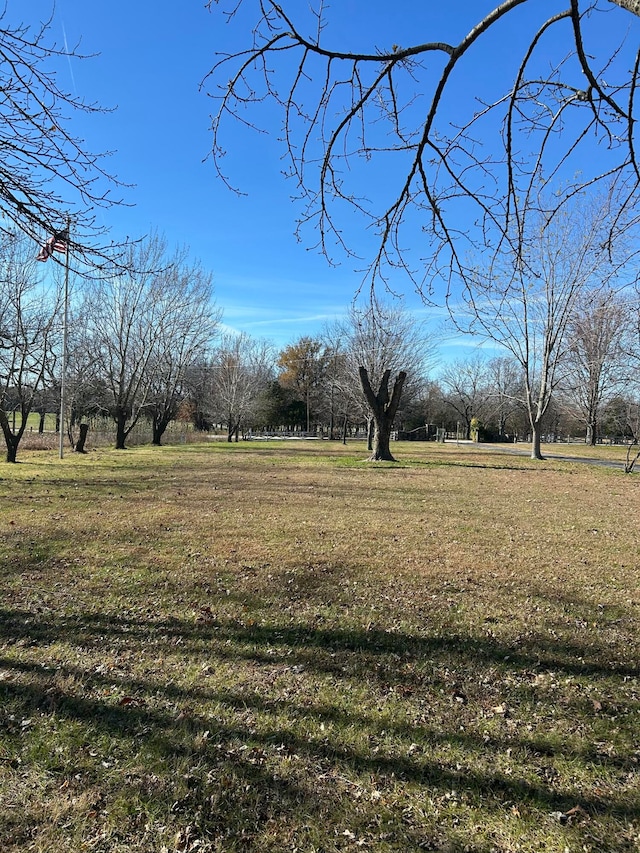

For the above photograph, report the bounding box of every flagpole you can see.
[59,216,70,459]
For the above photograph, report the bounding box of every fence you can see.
[17,416,210,451]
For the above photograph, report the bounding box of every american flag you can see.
[36,230,68,262]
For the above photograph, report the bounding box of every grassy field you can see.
[0,440,638,852]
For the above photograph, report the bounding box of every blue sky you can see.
[22,1,640,354]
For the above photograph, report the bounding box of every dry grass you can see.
[0,440,638,852]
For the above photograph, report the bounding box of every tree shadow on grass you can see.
[0,653,635,817]
[0,607,636,681]
[0,605,638,850]
[2,646,636,774]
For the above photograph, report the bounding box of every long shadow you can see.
[0,608,636,681]
[2,651,635,774]
[1,601,638,848]
[1,666,635,822]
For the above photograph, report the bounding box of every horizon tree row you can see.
[0,231,221,462]
[186,289,640,458]
[3,227,640,463]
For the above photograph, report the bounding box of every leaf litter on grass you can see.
[0,441,639,851]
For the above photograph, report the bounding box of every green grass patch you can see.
[0,440,638,851]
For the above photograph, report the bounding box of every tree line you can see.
[0,248,431,463]
[3,218,640,468]
[0,232,219,461]
[192,289,640,459]
[2,5,640,465]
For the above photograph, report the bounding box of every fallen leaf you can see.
[118,696,143,707]
[564,805,590,823]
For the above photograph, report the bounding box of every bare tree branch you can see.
[0,7,128,268]
[205,1,640,297]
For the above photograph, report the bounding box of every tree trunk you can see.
[371,418,394,461]
[359,367,407,462]
[531,420,544,460]
[2,429,20,463]
[498,413,507,441]
[366,418,374,452]
[5,438,18,463]
[152,414,170,446]
[0,411,25,463]
[115,412,128,450]
[74,423,89,453]
[38,410,46,434]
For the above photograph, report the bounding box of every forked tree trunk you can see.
[4,434,19,463]
[0,412,26,463]
[358,367,407,462]
[227,421,240,442]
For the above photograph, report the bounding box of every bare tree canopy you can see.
[205,1,640,294]
[211,332,273,441]
[562,288,631,444]
[461,190,628,458]
[83,235,219,449]
[0,231,61,461]
[0,7,123,259]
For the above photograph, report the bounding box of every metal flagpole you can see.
[59,217,70,459]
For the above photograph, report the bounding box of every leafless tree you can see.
[439,354,492,440]
[62,288,102,451]
[358,366,406,461]
[486,356,523,439]
[334,302,433,459]
[205,1,640,295]
[461,192,630,459]
[183,358,217,432]
[0,7,125,262]
[84,236,218,449]
[320,338,348,441]
[562,288,631,444]
[145,261,220,445]
[0,232,61,462]
[620,286,640,469]
[84,238,167,448]
[211,332,273,441]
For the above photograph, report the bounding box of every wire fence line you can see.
[18,417,203,451]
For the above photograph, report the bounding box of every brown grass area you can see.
[0,440,638,852]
